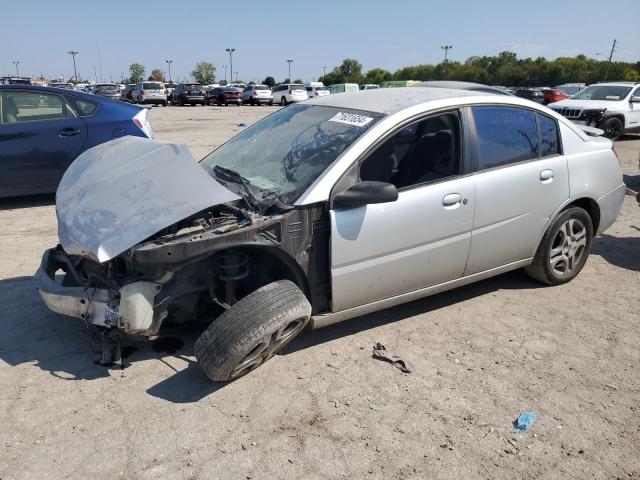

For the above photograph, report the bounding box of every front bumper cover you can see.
[34,248,118,327]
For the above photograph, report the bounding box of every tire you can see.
[269,100,273,106]
[525,206,593,285]
[195,280,311,381]
[599,117,623,140]
[280,96,287,106]
[179,97,184,106]
[162,102,167,107]
[201,102,205,106]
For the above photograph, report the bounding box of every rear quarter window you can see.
[537,113,560,157]
[70,98,99,116]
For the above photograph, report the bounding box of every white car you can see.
[35,87,625,381]
[241,84,273,105]
[132,81,167,106]
[549,82,640,139]
[305,82,330,98]
[272,83,307,105]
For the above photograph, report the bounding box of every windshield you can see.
[290,84,305,90]
[556,86,581,96]
[200,104,382,205]
[254,85,269,90]
[572,85,632,101]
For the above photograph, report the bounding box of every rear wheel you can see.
[280,96,287,106]
[194,280,311,381]
[525,207,593,285]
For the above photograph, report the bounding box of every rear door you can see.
[465,106,569,274]
[0,89,87,191]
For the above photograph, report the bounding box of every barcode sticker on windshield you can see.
[329,112,374,128]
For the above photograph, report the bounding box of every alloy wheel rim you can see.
[549,218,587,276]
[229,317,307,379]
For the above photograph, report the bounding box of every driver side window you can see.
[359,111,461,189]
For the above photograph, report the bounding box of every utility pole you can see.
[604,39,616,81]
[226,48,235,84]
[165,60,173,82]
[68,50,78,82]
[287,59,293,82]
[441,45,452,78]
[12,60,20,76]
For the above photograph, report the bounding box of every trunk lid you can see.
[56,136,240,262]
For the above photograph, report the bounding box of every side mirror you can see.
[630,96,640,103]
[333,181,398,210]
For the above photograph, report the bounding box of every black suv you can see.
[172,83,205,106]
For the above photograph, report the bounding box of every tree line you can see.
[319,53,640,86]
[124,52,640,87]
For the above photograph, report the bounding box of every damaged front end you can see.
[35,136,330,363]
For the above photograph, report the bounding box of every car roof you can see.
[305,87,489,114]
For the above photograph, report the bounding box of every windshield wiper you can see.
[213,165,260,210]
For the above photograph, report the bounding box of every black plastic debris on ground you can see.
[372,343,411,373]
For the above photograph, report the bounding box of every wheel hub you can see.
[549,218,587,276]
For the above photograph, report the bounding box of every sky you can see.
[2,0,639,83]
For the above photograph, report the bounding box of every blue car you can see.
[0,85,153,198]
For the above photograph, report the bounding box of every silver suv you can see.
[241,84,273,105]
[35,88,625,381]
[133,81,167,106]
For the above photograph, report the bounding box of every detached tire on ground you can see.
[525,206,593,285]
[194,280,311,381]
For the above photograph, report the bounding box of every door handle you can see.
[59,128,80,137]
[442,193,462,208]
[540,169,554,182]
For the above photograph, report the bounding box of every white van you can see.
[304,81,330,98]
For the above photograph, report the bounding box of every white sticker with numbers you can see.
[328,112,374,128]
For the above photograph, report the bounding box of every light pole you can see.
[322,65,327,78]
[165,60,173,82]
[68,50,79,82]
[92,66,97,84]
[223,65,228,83]
[441,45,452,78]
[235,72,239,82]
[226,48,235,84]
[12,61,20,77]
[287,59,293,82]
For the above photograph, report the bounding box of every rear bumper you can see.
[597,183,626,234]
[34,248,117,327]
[141,98,166,104]
[248,97,272,103]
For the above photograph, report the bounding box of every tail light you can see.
[140,90,145,96]
[132,118,143,129]
[165,89,168,94]
[253,91,257,96]
[288,88,292,94]
[315,91,319,96]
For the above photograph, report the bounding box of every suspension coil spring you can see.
[218,250,249,281]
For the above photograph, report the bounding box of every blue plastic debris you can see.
[237,123,246,127]
[514,411,538,432]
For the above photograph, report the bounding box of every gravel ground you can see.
[1,105,639,480]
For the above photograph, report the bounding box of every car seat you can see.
[360,137,397,183]
[2,96,19,124]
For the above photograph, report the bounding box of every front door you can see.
[330,110,475,312]
[0,90,87,191]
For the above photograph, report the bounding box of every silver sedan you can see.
[35,87,625,380]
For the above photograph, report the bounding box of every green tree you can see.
[129,63,145,83]
[150,69,165,82]
[338,58,364,83]
[192,61,216,84]
[263,76,276,87]
[293,78,303,84]
[364,68,392,85]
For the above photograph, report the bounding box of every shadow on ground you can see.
[0,270,551,403]
[592,232,640,272]
[0,194,55,211]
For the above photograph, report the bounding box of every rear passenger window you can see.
[537,113,560,157]
[472,106,538,170]
[1,91,68,124]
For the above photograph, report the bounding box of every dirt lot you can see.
[1,105,639,480]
